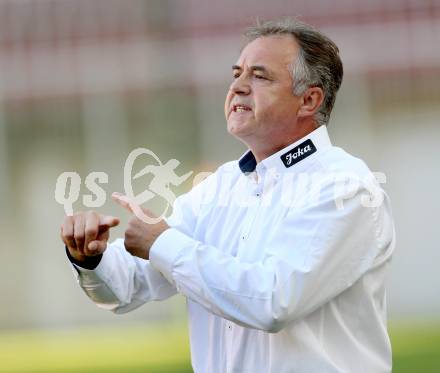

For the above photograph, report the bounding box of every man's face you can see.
[224,35,303,147]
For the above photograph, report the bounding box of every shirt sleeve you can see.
[68,171,219,313]
[149,179,395,332]
[71,238,177,313]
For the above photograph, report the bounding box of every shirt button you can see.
[228,325,232,330]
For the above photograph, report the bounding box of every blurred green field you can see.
[0,322,438,372]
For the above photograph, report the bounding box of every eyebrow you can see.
[232,65,273,75]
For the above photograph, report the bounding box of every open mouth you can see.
[233,104,252,113]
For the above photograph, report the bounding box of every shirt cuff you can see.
[149,228,192,284]
[65,246,103,270]
[68,244,118,287]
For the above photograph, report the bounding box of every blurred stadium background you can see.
[0,0,439,371]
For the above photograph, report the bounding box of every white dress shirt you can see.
[72,125,395,373]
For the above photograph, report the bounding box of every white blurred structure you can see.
[0,0,439,329]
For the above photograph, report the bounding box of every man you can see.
[61,19,395,372]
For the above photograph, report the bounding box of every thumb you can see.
[99,215,120,229]
[86,240,107,255]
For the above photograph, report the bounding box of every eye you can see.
[255,75,267,80]
[232,71,241,79]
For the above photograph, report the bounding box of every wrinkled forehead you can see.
[235,35,299,70]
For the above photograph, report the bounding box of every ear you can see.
[297,87,324,119]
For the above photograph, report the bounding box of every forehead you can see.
[235,35,299,70]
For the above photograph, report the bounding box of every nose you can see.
[229,75,251,96]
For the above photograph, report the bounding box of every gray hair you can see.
[244,18,343,126]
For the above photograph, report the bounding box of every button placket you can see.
[241,192,262,242]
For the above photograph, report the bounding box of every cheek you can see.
[257,93,297,120]
[254,95,277,121]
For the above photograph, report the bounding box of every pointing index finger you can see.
[98,215,120,229]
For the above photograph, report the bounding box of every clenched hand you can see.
[60,211,120,263]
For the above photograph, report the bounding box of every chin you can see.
[228,119,250,133]
[228,123,245,137]
[228,126,253,144]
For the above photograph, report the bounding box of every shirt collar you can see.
[238,125,332,174]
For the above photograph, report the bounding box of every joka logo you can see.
[280,139,317,168]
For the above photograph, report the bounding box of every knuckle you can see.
[66,234,75,242]
[85,227,98,237]
[66,239,76,248]
[75,233,85,241]
[64,231,74,240]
